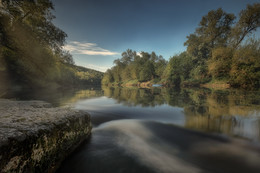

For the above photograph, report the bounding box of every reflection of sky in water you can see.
[233,116,260,141]
[74,97,118,110]
[58,118,260,173]
[8,86,256,173]
[2,86,260,141]
[72,92,260,141]
[94,120,201,173]
[74,96,185,126]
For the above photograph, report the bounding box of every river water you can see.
[2,86,260,173]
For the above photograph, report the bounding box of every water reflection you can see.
[56,85,260,173]
[3,85,260,172]
[102,86,260,141]
[0,86,103,106]
[1,85,260,140]
[102,86,166,107]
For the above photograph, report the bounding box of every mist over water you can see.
[1,86,260,172]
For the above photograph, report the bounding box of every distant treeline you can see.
[102,50,167,84]
[102,3,260,88]
[0,0,103,89]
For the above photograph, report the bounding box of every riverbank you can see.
[105,80,158,88]
[105,80,236,90]
[0,99,92,173]
[200,83,231,89]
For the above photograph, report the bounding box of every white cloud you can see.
[63,41,119,56]
[136,52,143,57]
[85,64,112,72]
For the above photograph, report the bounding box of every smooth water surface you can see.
[1,86,260,173]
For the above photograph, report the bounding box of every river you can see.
[2,86,260,173]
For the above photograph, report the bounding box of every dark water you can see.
[1,86,260,173]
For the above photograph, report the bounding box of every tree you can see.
[121,65,132,81]
[163,52,193,86]
[1,0,67,51]
[154,56,167,79]
[185,8,235,60]
[0,0,90,87]
[208,47,233,79]
[164,55,181,85]
[178,52,193,80]
[196,8,235,48]
[230,3,260,48]
[121,49,136,65]
[229,39,260,88]
[102,69,114,84]
[58,50,75,65]
[104,50,163,84]
[139,61,155,82]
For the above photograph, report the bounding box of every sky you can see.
[52,0,260,72]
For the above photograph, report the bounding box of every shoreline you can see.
[103,80,258,90]
[103,81,232,89]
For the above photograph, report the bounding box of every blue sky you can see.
[52,0,260,72]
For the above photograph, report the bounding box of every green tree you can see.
[183,8,235,81]
[154,55,167,79]
[102,69,114,84]
[121,49,136,65]
[121,65,132,81]
[208,47,233,79]
[1,0,66,50]
[164,56,181,85]
[178,52,193,80]
[58,50,75,65]
[185,8,235,60]
[0,0,102,88]
[139,61,155,82]
[230,39,260,88]
[230,3,260,48]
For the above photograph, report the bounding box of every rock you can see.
[0,99,92,173]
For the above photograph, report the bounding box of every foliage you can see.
[103,3,260,89]
[163,52,193,85]
[0,0,102,88]
[229,39,260,88]
[102,50,166,85]
[184,8,235,60]
[208,47,233,79]
[230,3,260,48]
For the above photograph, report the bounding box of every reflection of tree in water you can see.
[184,89,260,140]
[102,86,260,140]
[1,86,103,106]
[102,86,260,113]
[102,86,166,107]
